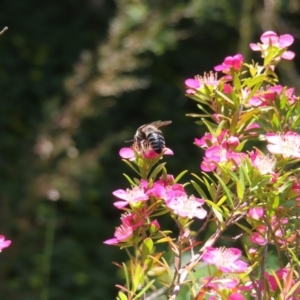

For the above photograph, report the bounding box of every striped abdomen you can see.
[147,132,165,154]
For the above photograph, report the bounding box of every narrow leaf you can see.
[133,279,156,300]
[149,163,166,180]
[142,238,153,262]
[117,291,128,300]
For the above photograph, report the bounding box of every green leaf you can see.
[286,280,300,298]
[123,173,137,186]
[244,75,265,90]
[237,108,261,131]
[215,90,234,105]
[117,291,128,300]
[232,71,241,92]
[229,110,240,135]
[236,181,244,200]
[202,119,218,134]
[235,222,253,236]
[149,162,166,180]
[205,199,223,222]
[141,238,153,262]
[133,279,156,300]
[213,173,233,206]
[132,264,144,293]
[271,194,280,212]
[123,262,131,290]
[190,180,208,199]
[174,170,188,183]
[272,112,280,129]
[122,159,141,176]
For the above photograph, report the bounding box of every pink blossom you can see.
[201,276,239,289]
[195,130,238,149]
[156,174,175,186]
[242,268,299,299]
[146,182,166,198]
[248,85,298,107]
[185,78,200,94]
[250,31,295,60]
[290,177,300,201]
[248,248,258,256]
[245,123,260,134]
[185,72,219,94]
[248,207,264,220]
[201,145,245,172]
[165,187,207,219]
[150,219,160,231]
[113,186,149,208]
[214,54,243,73]
[142,148,174,158]
[265,131,300,158]
[119,147,135,159]
[0,235,11,252]
[247,95,264,107]
[195,133,220,148]
[202,247,248,273]
[104,213,142,245]
[228,294,246,300]
[251,215,288,246]
[140,179,149,189]
[119,146,173,160]
[264,268,298,294]
[250,232,267,245]
[249,149,276,175]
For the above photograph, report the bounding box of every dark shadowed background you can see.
[0,0,300,299]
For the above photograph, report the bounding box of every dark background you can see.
[0,0,300,299]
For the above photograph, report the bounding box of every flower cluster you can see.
[104,175,207,245]
[106,30,300,300]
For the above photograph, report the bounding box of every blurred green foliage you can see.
[0,0,299,299]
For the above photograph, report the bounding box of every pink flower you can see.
[113,186,149,208]
[245,123,260,134]
[214,54,243,73]
[248,207,264,220]
[250,215,288,246]
[201,145,245,172]
[119,146,173,160]
[119,147,135,159]
[165,187,207,219]
[201,276,239,289]
[249,149,276,175]
[265,132,300,158]
[250,231,267,246]
[0,235,11,252]
[156,174,175,186]
[248,248,258,256]
[146,182,166,198]
[185,72,219,94]
[150,219,160,232]
[250,31,295,60]
[202,247,248,273]
[104,213,142,245]
[195,130,232,149]
[264,268,298,294]
[142,148,174,158]
[242,268,299,299]
[289,177,300,201]
[185,78,200,94]
[229,294,246,300]
[248,85,298,107]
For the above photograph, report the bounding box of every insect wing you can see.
[147,120,172,129]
